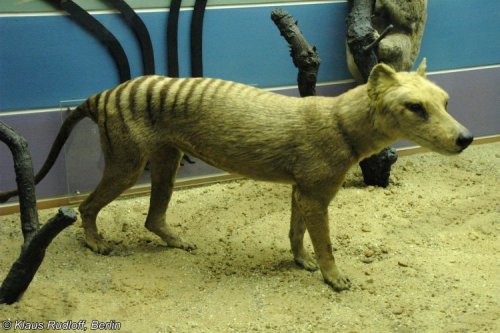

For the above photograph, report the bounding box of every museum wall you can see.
[1,0,499,201]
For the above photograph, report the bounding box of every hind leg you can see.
[145,147,195,251]
[80,154,146,254]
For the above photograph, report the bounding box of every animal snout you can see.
[456,131,474,150]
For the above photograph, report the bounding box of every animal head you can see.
[367,58,473,154]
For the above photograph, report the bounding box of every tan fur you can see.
[17,60,472,291]
[347,0,427,82]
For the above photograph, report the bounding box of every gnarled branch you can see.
[271,8,320,97]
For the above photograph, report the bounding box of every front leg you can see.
[290,185,318,271]
[294,186,351,291]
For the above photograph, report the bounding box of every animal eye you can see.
[406,103,425,114]
[405,102,428,120]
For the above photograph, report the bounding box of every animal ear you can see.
[367,63,398,101]
[416,57,427,77]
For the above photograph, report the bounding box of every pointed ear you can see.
[416,57,427,77]
[367,63,398,101]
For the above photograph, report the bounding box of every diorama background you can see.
[0,0,499,200]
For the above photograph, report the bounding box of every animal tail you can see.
[0,102,90,203]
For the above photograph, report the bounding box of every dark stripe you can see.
[114,81,130,123]
[101,89,112,124]
[171,79,191,117]
[102,89,112,113]
[93,92,102,119]
[128,76,149,117]
[95,93,105,122]
[84,98,91,113]
[145,77,163,125]
[158,78,179,116]
[101,89,113,153]
[197,78,216,108]
[206,79,228,104]
[182,78,204,116]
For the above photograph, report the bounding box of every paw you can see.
[175,241,197,252]
[147,225,196,251]
[85,233,112,255]
[165,237,197,252]
[294,254,319,272]
[325,275,352,292]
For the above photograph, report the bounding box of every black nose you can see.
[456,132,473,149]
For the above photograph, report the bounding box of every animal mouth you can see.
[413,134,462,155]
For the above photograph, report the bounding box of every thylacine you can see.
[0,59,472,291]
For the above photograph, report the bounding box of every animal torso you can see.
[84,76,379,185]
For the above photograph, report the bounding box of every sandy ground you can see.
[1,142,499,333]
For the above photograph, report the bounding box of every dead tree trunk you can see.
[346,0,398,187]
[0,120,77,304]
[271,8,320,98]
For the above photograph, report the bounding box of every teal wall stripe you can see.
[416,0,500,71]
[0,2,350,111]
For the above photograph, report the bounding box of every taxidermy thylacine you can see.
[0,59,472,292]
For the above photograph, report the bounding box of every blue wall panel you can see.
[417,0,500,71]
[1,1,499,111]
[201,3,351,87]
[0,13,142,111]
[0,3,351,111]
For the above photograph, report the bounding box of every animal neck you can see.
[329,85,397,161]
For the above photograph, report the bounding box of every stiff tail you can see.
[0,104,89,203]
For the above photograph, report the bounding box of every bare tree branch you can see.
[271,8,320,97]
